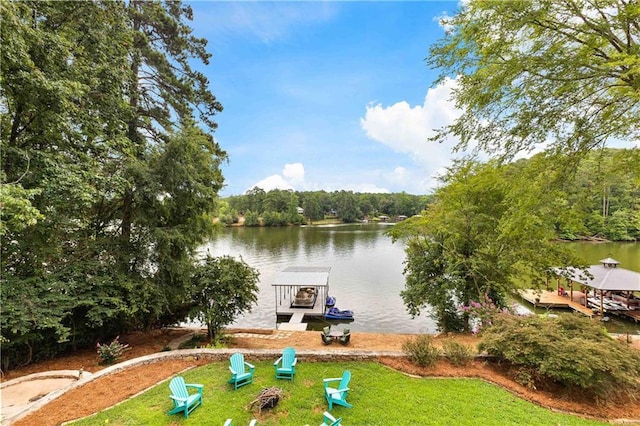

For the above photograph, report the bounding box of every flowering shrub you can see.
[459,294,511,333]
[96,336,130,365]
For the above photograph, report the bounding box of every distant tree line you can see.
[219,188,433,226]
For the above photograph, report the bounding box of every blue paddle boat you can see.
[325,307,354,321]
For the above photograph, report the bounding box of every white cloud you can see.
[360,77,463,185]
[250,174,294,192]
[249,162,305,192]
[282,162,305,184]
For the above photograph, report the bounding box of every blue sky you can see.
[189,1,463,196]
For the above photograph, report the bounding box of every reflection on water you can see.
[199,225,640,335]
[200,224,435,334]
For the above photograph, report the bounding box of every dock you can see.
[518,290,594,317]
[278,312,308,331]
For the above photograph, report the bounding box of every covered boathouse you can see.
[273,266,331,330]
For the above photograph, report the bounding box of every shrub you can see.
[96,336,130,365]
[479,313,640,399]
[402,335,440,367]
[442,340,475,366]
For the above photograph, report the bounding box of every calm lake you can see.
[200,224,640,335]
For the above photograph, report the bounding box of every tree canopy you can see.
[1,1,226,369]
[429,0,639,158]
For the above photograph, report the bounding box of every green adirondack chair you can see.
[338,329,350,345]
[321,326,333,345]
[167,376,203,418]
[228,352,255,390]
[320,411,342,425]
[323,370,353,411]
[274,346,297,380]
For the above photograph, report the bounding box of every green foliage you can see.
[243,210,260,227]
[74,361,605,425]
[392,160,586,332]
[190,256,260,340]
[441,340,475,366]
[96,336,130,365]
[0,1,226,369]
[428,0,639,159]
[479,314,640,399]
[402,334,441,367]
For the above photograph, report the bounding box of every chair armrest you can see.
[245,362,255,372]
[170,395,187,403]
[185,383,203,389]
[274,356,283,366]
[229,366,237,375]
[291,358,298,366]
[323,377,341,383]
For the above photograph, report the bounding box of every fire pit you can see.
[249,387,283,412]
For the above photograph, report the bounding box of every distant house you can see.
[396,215,408,222]
[379,215,389,222]
[296,207,304,214]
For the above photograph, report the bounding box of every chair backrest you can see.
[323,326,330,335]
[230,353,246,374]
[282,347,296,366]
[169,376,188,399]
[343,328,350,335]
[339,370,351,390]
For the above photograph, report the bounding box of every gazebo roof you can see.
[599,257,620,265]
[271,266,331,287]
[555,264,640,292]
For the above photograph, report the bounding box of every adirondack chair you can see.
[320,411,342,425]
[321,326,333,345]
[338,329,350,346]
[228,352,255,390]
[274,346,297,380]
[167,376,203,418]
[323,370,353,410]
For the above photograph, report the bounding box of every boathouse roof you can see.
[554,259,640,292]
[271,266,331,287]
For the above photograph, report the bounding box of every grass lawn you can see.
[71,361,606,425]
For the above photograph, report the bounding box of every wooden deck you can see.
[622,310,640,323]
[518,290,594,317]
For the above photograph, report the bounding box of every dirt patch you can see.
[6,329,640,425]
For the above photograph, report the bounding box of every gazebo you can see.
[554,258,640,316]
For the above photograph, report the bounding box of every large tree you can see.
[389,159,585,332]
[1,1,226,368]
[429,0,639,158]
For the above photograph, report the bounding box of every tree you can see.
[389,160,584,332]
[190,256,260,341]
[429,0,639,159]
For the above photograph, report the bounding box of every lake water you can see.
[200,224,640,335]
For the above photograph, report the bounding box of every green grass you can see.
[71,361,606,425]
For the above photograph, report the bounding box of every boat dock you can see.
[273,266,332,331]
[518,290,594,317]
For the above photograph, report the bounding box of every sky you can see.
[188,1,464,196]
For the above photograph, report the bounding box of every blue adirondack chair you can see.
[323,370,353,410]
[320,411,342,425]
[228,352,255,390]
[167,376,203,418]
[274,346,297,380]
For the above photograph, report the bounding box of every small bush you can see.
[402,335,440,367]
[442,340,474,366]
[96,336,130,365]
[178,333,207,349]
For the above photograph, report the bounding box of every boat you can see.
[325,296,336,308]
[290,287,317,309]
[325,306,354,320]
